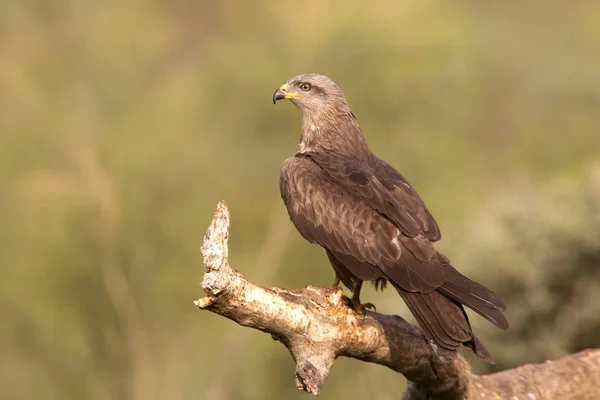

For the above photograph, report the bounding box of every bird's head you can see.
[273,73,368,157]
[273,73,348,116]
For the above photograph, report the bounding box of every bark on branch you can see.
[195,201,600,399]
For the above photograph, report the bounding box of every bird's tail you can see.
[435,252,508,330]
[394,286,495,363]
[391,252,507,363]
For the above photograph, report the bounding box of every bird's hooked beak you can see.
[273,83,304,104]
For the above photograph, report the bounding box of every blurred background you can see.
[2,0,600,399]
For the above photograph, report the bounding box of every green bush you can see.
[459,164,600,372]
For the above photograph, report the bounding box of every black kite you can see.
[273,74,507,361]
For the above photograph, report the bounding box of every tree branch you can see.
[195,201,600,399]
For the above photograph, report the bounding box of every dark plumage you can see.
[273,73,508,362]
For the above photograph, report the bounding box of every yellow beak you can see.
[273,83,304,104]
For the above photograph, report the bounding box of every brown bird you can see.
[273,73,508,362]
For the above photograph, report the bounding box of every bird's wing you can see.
[304,152,440,240]
[371,156,441,241]
[280,156,445,292]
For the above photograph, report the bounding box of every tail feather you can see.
[436,253,509,330]
[393,280,498,364]
[457,299,496,363]
[471,334,495,363]
[395,285,470,349]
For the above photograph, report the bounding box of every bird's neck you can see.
[297,106,372,161]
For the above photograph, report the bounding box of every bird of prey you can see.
[273,73,508,361]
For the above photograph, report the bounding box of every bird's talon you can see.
[362,302,376,312]
[344,296,376,314]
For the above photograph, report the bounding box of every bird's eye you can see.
[300,83,311,91]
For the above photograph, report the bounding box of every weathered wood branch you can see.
[195,201,600,399]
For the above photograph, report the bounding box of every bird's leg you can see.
[348,281,376,314]
[331,274,341,288]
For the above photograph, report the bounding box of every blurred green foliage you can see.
[458,164,600,373]
[1,1,599,399]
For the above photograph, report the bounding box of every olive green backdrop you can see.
[2,1,600,399]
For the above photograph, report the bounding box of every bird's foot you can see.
[344,296,377,315]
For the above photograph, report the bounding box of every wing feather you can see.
[372,156,441,241]
[303,152,440,241]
